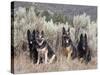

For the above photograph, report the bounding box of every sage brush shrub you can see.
[52,13,68,24]
[41,10,52,22]
[13,6,97,58]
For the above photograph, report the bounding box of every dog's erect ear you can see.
[27,29,30,35]
[36,30,39,34]
[27,29,31,41]
[80,33,83,40]
[68,27,70,32]
[67,27,70,36]
[84,33,87,41]
[32,29,35,35]
[41,30,44,36]
[33,29,35,33]
[35,30,39,37]
[62,27,66,34]
[32,29,35,39]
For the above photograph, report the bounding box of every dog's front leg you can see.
[67,50,72,62]
[45,51,48,64]
[37,53,40,65]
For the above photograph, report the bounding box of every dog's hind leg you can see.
[48,54,55,64]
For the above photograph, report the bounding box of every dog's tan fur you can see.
[36,47,55,64]
[37,47,48,64]
[62,45,73,61]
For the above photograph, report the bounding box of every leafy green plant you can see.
[52,13,68,24]
[41,10,52,22]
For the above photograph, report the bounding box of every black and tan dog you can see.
[77,33,91,64]
[35,30,56,64]
[62,27,77,61]
[27,29,38,64]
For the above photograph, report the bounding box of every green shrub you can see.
[34,8,40,16]
[41,10,52,22]
[52,13,68,24]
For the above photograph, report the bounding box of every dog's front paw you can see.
[36,63,39,65]
[36,61,39,65]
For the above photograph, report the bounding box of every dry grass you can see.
[14,49,97,74]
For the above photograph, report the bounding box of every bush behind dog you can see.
[13,6,97,56]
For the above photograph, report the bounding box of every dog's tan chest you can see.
[63,45,72,56]
[37,47,48,57]
[37,47,47,52]
[65,46,72,52]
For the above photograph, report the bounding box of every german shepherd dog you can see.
[77,33,91,64]
[35,30,56,64]
[27,29,38,63]
[62,27,77,61]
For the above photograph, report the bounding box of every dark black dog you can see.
[77,33,91,64]
[62,27,77,60]
[27,29,38,63]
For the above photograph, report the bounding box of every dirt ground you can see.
[13,48,97,74]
